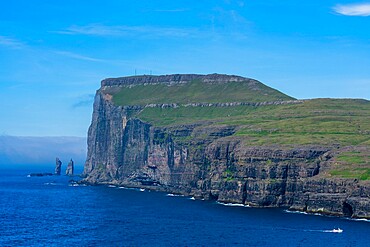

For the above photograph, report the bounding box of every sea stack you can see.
[55,158,62,175]
[66,159,74,176]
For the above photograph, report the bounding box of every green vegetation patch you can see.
[328,150,370,180]
[329,168,370,181]
[336,151,368,165]
[111,80,294,106]
[138,98,370,146]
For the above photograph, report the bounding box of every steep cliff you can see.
[83,74,370,219]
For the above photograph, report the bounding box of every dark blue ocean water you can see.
[1,166,369,247]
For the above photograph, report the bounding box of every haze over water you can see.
[1,166,369,246]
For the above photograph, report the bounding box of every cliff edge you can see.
[83,74,370,219]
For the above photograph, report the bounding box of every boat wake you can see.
[298,228,344,233]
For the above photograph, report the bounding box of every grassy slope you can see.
[112,80,294,105]
[110,81,370,180]
[138,99,370,146]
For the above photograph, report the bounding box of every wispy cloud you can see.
[333,3,370,16]
[224,0,245,7]
[0,36,25,49]
[55,24,199,38]
[72,94,95,108]
[54,50,105,62]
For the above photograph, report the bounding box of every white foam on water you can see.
[166,193,184,197]
[69,183,82,187]
[350,218,370,223]
[189,197,196,200]
[44,182,58,186]
[216,201,250,207]
[117,186,146,192]
[284,210,309,215]
[285,210,370,223]
[108,185,116,188]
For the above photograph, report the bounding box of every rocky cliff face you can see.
[83,74,370,219]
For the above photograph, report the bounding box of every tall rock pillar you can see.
[66,159,74,176]
[55,158,62,175]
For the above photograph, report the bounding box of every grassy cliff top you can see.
[108,76,294,106]
[102,74,370,180]
[138,98,370,146]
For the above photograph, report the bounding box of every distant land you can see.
[83,73,370,219]
[0,136,86,167]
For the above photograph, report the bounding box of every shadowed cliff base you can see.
[83,74,370,219]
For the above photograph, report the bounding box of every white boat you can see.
[332,228,343,233]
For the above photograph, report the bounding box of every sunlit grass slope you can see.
[138,99,370,146]
[112,80,294,105]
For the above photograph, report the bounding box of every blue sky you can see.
[0,0,369,137]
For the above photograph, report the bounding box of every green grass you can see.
[329,168,370,180]
[138,98,370,146]
[337,151,368,165]
[111,80,294,106]
[328,150,370,180]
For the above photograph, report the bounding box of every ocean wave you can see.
[216,201,250,207]
[44,182,58,186]
[166,193,184,197]
[285,210,370,223]
[284,210,309,215]
[116,186,145,192]
[350,218,370,223]
[284,209,331,217]
[69,183,87,187]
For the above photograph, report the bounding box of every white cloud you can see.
[56,24,199,38]
[333,3,370,16]
[54,50,105,62]
[0,36,25,49]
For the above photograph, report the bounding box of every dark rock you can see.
[28,173,53,177]
[66,159,74,176]
[55,157,62,175]
[101,74,247,87]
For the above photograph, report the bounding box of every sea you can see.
[1,165,370,247]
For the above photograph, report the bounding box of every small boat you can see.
[332,228,343,233]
